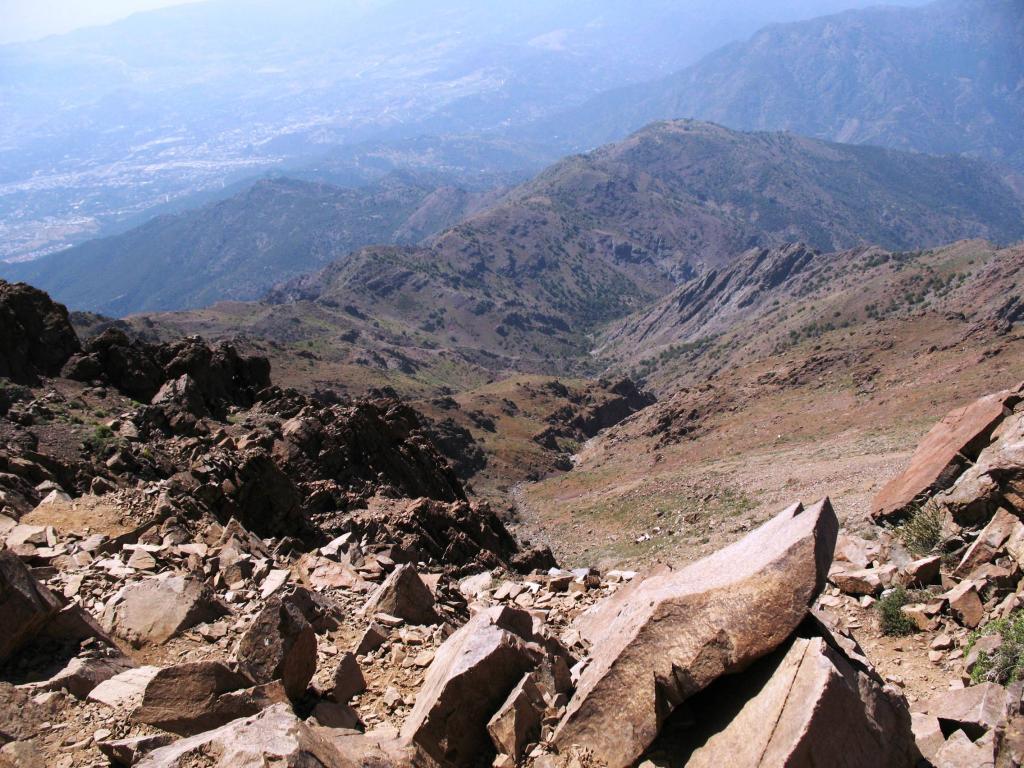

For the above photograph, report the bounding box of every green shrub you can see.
[877,586,917,636]
[896,502,943,556]
[966,611,1024,685]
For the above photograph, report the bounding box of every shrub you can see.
[877,586,917,636]
[896,502,943,556]
[966,611,1024,685]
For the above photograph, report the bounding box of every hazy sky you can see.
[0,0,203,43]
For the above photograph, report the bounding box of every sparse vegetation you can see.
[966,611,1024,685]
[896,502,943,555]
[877,586,918,636]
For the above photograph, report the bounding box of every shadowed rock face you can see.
[552,498,839,767]
[0,280,81,385]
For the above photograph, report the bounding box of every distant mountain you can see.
[260,120,1024,370]
[0,0,930,259]
[0,175,492,315]
[537,0,1024,170]
[595,238,1024,391]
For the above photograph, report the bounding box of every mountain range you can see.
[538,0,1024,170]
[87,120,1024,392]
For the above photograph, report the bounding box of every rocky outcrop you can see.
[401,607,548,766]
[0,280,80,385]
[676,630,917,767]
[552,499,838,766]
[0,550,64,662]
[872,385,1023,522]
[236,595,317,700]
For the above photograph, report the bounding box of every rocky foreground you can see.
[0,278,1019,767]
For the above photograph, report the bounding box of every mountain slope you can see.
[257,120,1024,371]
[0,0,917,260]
[0,175,490,315]
[599,239,1024,390]
[539,0,1024,170]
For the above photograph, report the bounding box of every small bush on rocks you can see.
[967,611,1024,685]
[877,586,917,636]
[897,502,943,556]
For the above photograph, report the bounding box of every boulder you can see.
[955,507,1020,577]
[401,606,543,767]
[362,564,439,626]
[0,550,64,663]
[135,703,412,767]
[331,652,366,703]
[40,652,135,699]
[236,595,317,699]
[676,633,918,767]
[88,666,162,711]
[872,387,1021,522]
[487,673,546,762]
[102,574,228,647]
[920,683,1009,740]
[902,555,942,587]
[0,280,81,385]
[136,660,287,735]
[551,499,838,767]
[946,580,986,628]
[97,734,175,767]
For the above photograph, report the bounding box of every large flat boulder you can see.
[135,660,287,736]
[0,550,64,663]
[551,499,838,768]
[135,703,412,767]
[401,606,543,767]
[679,634,918,767]
[101,574,228,647]
[872,388,1021,522]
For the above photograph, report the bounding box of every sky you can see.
[0,0,203,43]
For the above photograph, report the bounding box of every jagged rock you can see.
[101,574,228,647]
[97,734,175,767]
[675,632,918,767]
[872,387,1022,522]
[0,550,63,663]
[552,499,838,767]
[88,666,162,711]
[345,497,518,575]
[402,606,544,767]
[362,564,439,626]
[920,683,1009,740]
[40,652,135,699]
[946,580,985,628]
[487,673,546,762]
[933,729,996,767]
[236,595,317,699]
[331,652,366,703]
[135,702,412,767]
[151,374,209,419]
[136,660,287,736]
[902,555,942,587]
[955,507,1019,577]
[356,622,389,655]
[0,280,81,385]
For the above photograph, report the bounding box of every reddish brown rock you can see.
[946,581,986,628]
[331,652,366,703]
[362,564,439,626]
[135,660,286,736]
[0,550,63,663]
[679,635,918,767]
[552,499,838,767]
[236,596,317,700]
[921,683,1009,739]
[899,555,942,587]
[101,574,227,647]
[487,673,546,762]
[401,606,543,767]
[872,388,1021,522]
[136,703,413,767]
[955,507,1020,577]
